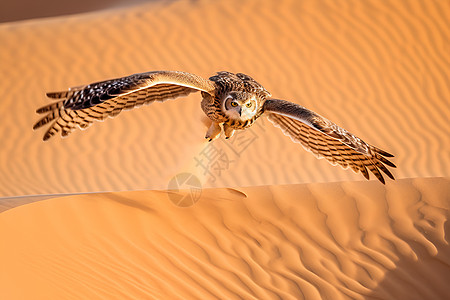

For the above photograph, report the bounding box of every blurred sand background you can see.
[0,0,448,196]
[0,0,449,299]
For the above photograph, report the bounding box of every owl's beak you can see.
[238,107,242,116]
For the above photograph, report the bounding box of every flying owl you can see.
[33,71,396,183]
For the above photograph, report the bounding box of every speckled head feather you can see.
[209,71,271,98]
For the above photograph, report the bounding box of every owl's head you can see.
[223,92,259,121]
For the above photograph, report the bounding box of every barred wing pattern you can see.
[33,71,215,141]
[264,99,396,183]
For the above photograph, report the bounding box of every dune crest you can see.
[1,177,448,299]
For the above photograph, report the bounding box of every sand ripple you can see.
[0,0,449,196]
[0,177,448,299]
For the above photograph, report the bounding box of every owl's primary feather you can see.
[34,71,215,141]
[34,70,396,183]
[263,99,395,183]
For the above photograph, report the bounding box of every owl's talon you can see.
[205,122,221,141]
[223,123,235,139]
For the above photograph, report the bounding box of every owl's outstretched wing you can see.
[263,99,396,183]
[33,71,215,141]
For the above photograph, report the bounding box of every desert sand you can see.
[0,0,449,196]
[1,178,449,299]
[0,0,449,299]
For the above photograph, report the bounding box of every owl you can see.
[33,71,396,183]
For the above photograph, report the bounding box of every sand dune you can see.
[1,1,449,298]
[0,0,449,197]
[0,177,448,299]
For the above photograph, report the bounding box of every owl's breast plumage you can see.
[201,72,270,128]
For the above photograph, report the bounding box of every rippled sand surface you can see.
[1,178,448,299]
[0,0,449,196]
[1,1,449,299]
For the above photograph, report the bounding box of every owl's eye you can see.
[246,102,252,108]
[231,102,238,107]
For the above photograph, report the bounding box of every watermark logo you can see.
[167,173,202,207]
[167,116,268,207]
[194,118,267,183]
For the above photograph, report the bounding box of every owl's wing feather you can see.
[263,99,395,183]
[34,71,215,141]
